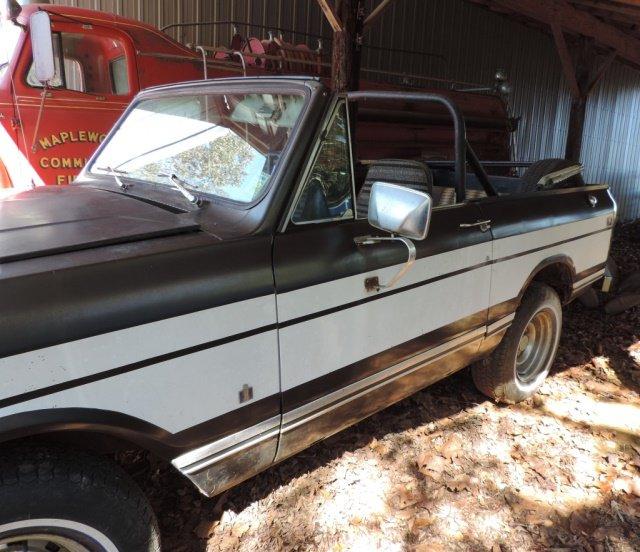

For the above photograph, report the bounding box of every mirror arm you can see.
[30,82,48,153]
[354,235,417,291]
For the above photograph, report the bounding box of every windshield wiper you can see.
[96,166,130,191]
[157,173,202,206]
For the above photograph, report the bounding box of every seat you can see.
[356,159,433,219]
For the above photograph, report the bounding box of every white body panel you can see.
[490,215,612,307]
[278,242,492,391]
[0,296,279,433]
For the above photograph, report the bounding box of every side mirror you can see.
[368,181,432,240]
[354,182,433,292]
[30,10,55,84]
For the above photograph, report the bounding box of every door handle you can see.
[588,194,598,208]
[460,220,491,232]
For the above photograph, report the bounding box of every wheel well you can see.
[528,261,574,303]
[11,430,147,455]
[1,430,175,478]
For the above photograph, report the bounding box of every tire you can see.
[473,283,562,403]
[0,445,160,552]
[521,158,585,192]
[577,287,600,309]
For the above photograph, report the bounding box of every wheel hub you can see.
[515,308,556,384]
[0,534,92,552]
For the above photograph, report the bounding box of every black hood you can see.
[0,186,199,263]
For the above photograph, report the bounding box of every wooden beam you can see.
[364,0,396,28]
[477,0,640,67]
[551,23,581,98]
[316,0,343,33]
[587,48,618,94]
[570,0,640,19]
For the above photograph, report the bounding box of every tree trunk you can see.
[331,0,365,92]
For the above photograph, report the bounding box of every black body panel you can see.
[477,185,614,242]
[0,233,275,358]
[0,186,198,263]
[275,205,491,295]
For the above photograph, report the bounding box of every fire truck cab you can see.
[0,1,516,196]
[0,1,208,192]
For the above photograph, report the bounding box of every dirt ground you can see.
[122,223,640,552]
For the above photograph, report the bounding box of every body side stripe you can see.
[0,228,609,410]
[0,323,277,411]
[279,225,611,329]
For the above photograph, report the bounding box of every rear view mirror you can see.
[368,181,432,240]
[30,11,54,84]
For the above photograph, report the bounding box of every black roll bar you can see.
[465,139,497,197]
[347,91,468,202]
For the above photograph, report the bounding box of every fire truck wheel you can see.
[0,444,160,552]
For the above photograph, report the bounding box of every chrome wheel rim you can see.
[0,534,91,552]
[516,308,556,384]
[0,520,117,552]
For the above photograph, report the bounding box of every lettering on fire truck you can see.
[38,130,107,150]
[37,130,106,185]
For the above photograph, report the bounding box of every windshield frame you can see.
[85,79,316,210]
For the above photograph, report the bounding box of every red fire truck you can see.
[0,1,513,194]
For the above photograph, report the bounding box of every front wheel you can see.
[0,445,160,552]
[473,282,562,403]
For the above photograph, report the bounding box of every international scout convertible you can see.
[0,77,615,551]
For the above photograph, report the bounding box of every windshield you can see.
[91,90,307,204]
[0,19,21,74]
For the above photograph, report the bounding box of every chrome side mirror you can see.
[30,10,55,84]
[355,182,433,292]
[368,181,432,240]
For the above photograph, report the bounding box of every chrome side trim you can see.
[573,269,605,292]
[172,415,280,473]
[282,326,486,432]
[486,313,515,337]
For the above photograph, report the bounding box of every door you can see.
[273,100,493,461]
[13,20,137,184]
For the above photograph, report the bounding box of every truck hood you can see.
[0,186,199,263]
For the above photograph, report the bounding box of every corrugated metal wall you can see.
[51,0,640,220]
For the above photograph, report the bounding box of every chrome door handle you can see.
[588,194,598,208]
[460,220,491,232]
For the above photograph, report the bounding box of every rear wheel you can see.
[0,445,160,552]
[473,283,562,403]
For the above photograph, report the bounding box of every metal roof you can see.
[469,0,640,70]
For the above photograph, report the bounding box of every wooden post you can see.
[552,24,617,163]
[565,37,593,162]
[331,0,366,91]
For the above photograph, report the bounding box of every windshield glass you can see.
[0,19,21,74]
[91,90,307,203]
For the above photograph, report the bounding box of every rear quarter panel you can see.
[477,186,614,311]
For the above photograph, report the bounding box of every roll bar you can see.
[346,90,498,201]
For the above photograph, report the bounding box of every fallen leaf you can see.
[440,435,462,459]
[417,452,447,477]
